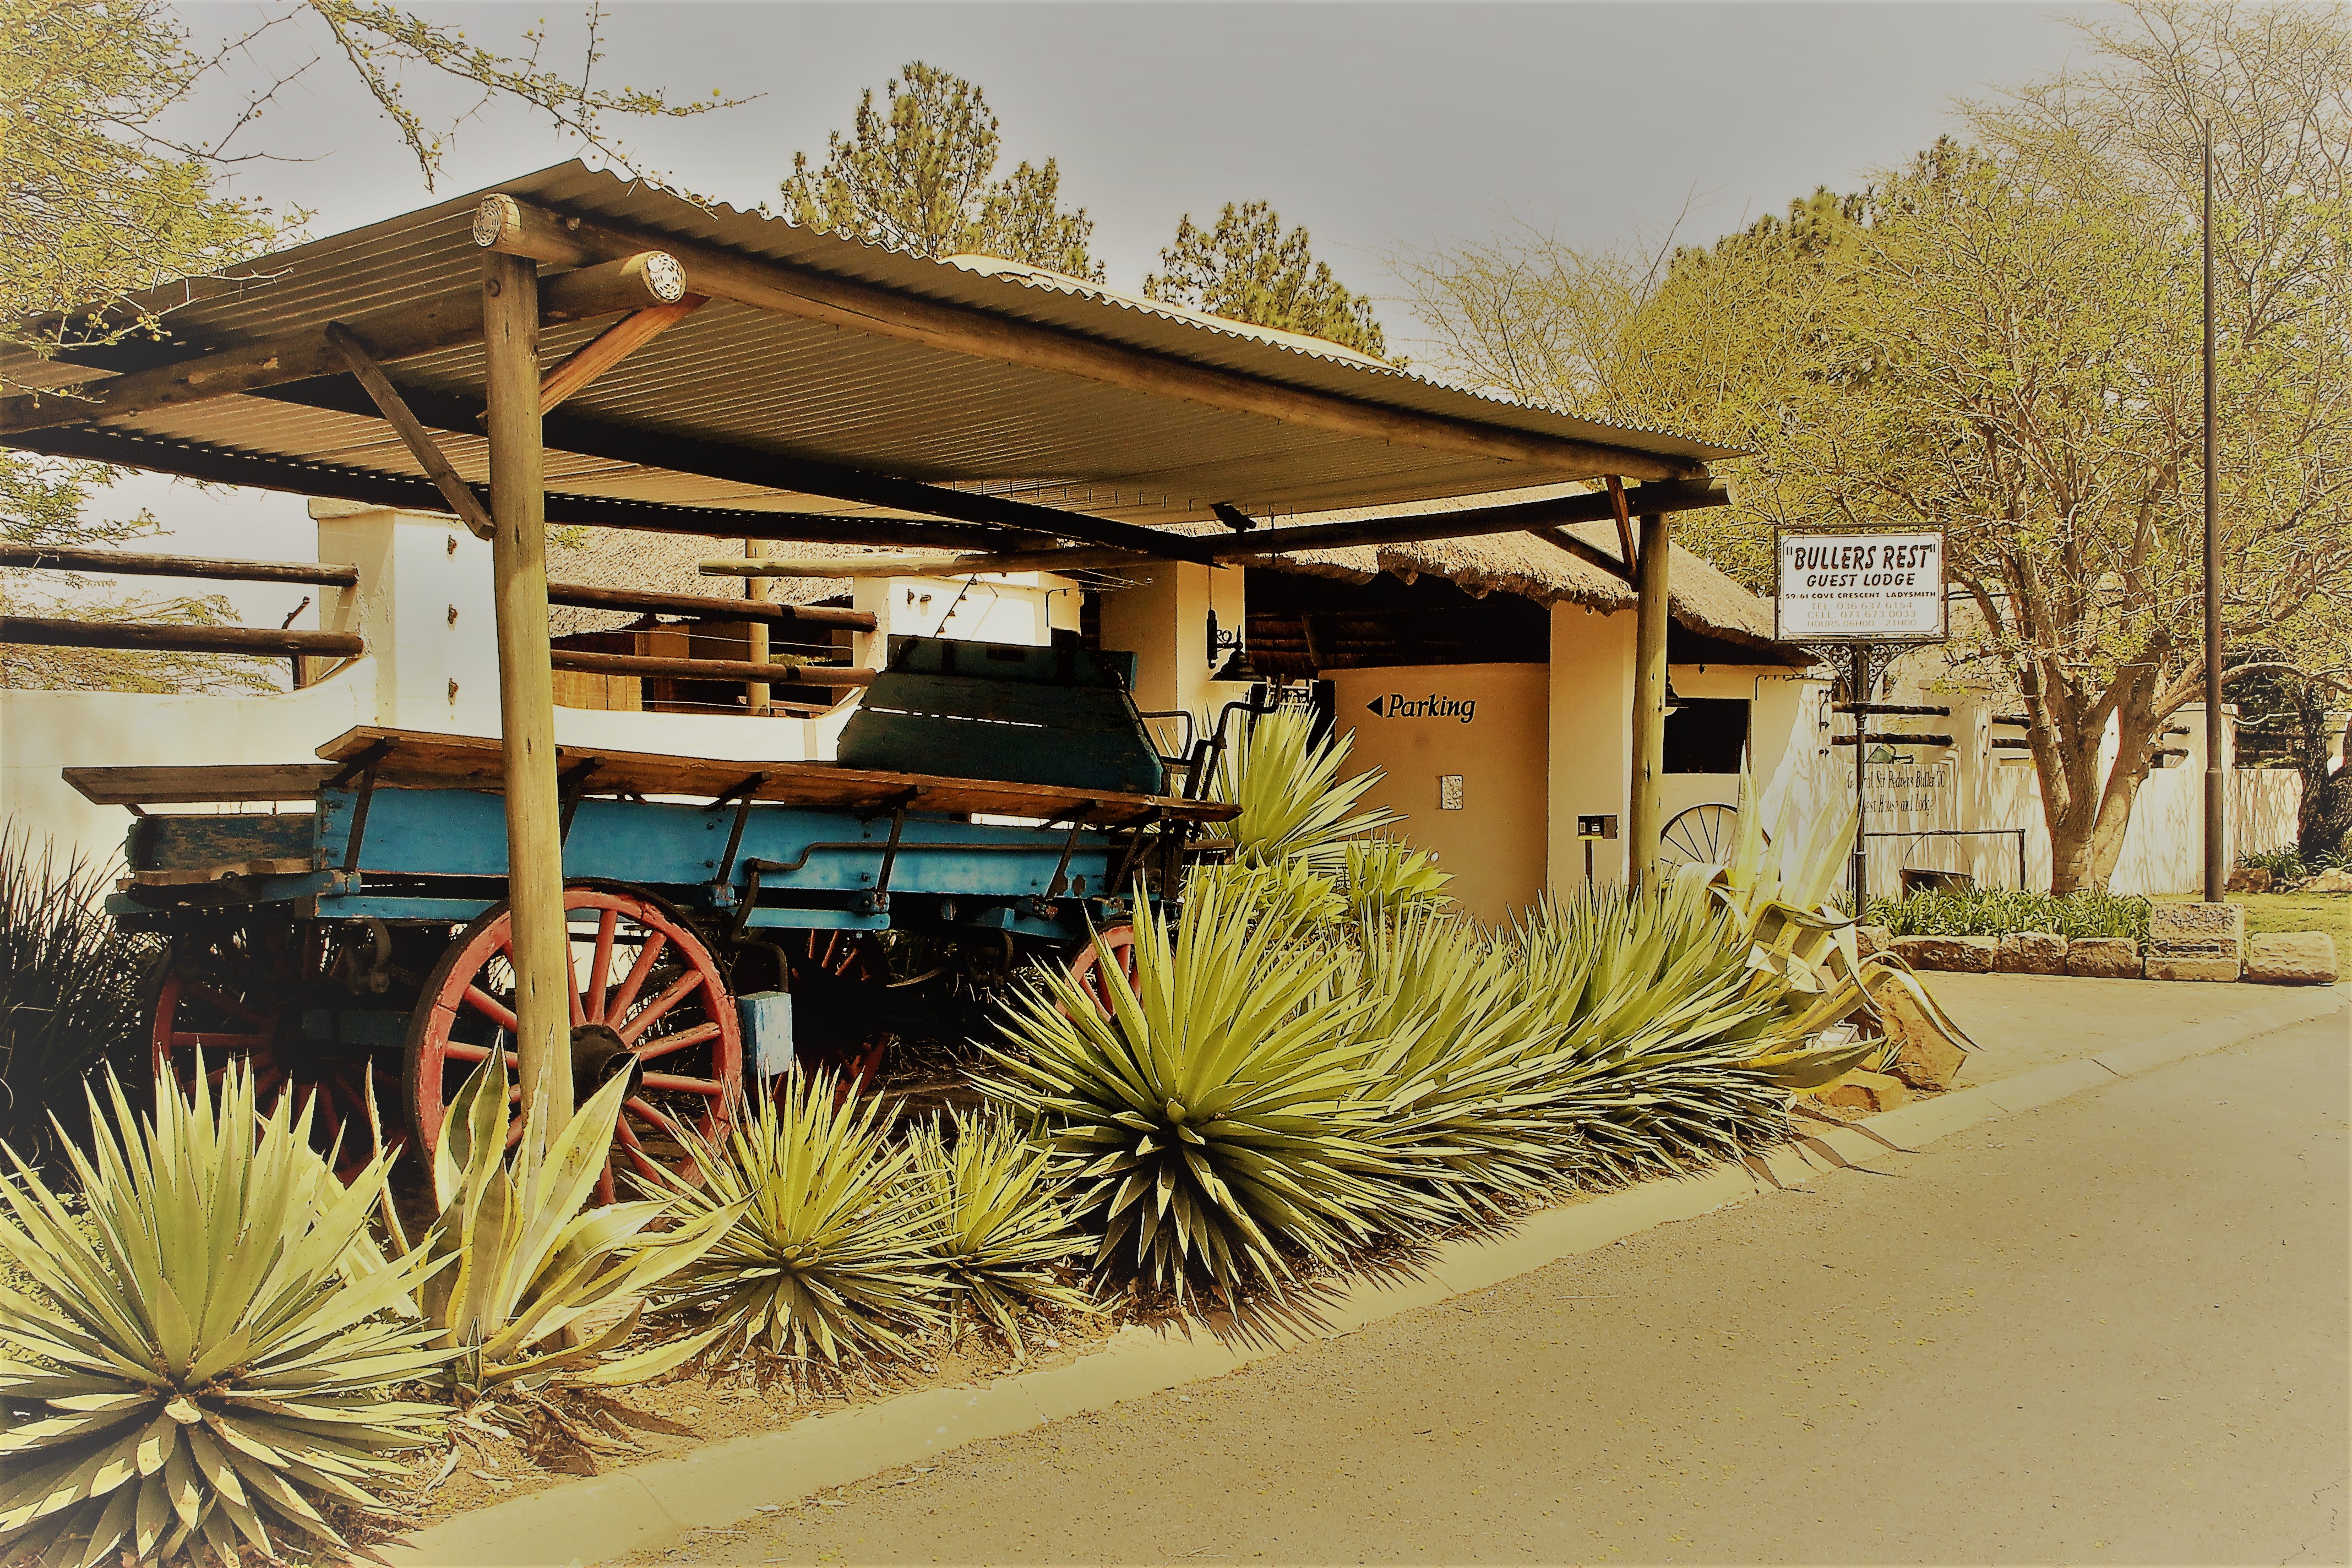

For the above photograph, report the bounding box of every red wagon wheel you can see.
[150,921,400,1179]
[1063,924,1140,1020]
[405,886,742,1202]
[787,929,893,1093]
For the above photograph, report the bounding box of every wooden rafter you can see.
[0,255,688,435]
[325,322,497,541]
[537,296,705,412]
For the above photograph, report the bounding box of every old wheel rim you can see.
[150,922,400,1180]
[404,887,742,1201]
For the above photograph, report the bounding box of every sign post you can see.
[1777,529,1949,912]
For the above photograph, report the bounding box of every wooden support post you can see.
[1627,511,1672,887]
[743,538,771,715]
[482,251,573,1129]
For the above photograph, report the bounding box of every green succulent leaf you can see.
[0,1060,451,1565]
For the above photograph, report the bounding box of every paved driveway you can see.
[641,1007,2349,1567]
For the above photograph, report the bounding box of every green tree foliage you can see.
[3,0,733,689]
[1400,0,2352,892]
[1145,200,1392,361]
[780,61,1103,279]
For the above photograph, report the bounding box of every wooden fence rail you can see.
[0,616,365,659]
[2,543,360,587]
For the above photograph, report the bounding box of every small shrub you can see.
[1869,888,2150,941]
[912,1109,1093,1354]
[0,825,160,1164]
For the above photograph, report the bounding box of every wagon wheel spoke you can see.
[181,981,274,1026]
[632,1021,719,1063]
[637,1070,725,1097]
[605,932,668,1019]
[441,1042,525,1072]
[617,972,701,1044]
[461,986,519,1033]
[611,1110,670,1187]
[585,907,619,1023]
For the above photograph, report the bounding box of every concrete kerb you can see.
[382,982,2350,1568]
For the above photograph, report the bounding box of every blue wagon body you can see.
[68,635,1241,1184]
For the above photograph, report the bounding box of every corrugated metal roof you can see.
[2,162,1737,534]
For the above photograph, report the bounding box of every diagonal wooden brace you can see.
[325,322,497,542]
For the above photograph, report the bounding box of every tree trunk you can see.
[2038,672,2165,894]
[2294,692,2352,864]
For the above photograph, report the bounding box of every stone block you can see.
[2144,955,2241,982]
[2305,867,2352,893]
[1819,1070,1911,1114]
[2066,937,2141,978]
[1890,935,1997,973]
[1854,924,1894,959]
[2225,866,2272,894]
[2244,932,2339,985]
[2147,900,2245,961]
[1877,986,1966,1090]
[1995,930,2068,975]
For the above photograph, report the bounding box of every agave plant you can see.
[1681,775,1975,1069]
[1337,839,1454,921]
[0,1063,450,1567]
[910,1109,1093,1354]
[983,874,1425,1299]
[1183,857,1347,947]
[1201,707,1398,870]
[1348,907,1567,1221]
[1507,880,1804,1182]
[649,1071,948,1366]
[384,1058,738,1393]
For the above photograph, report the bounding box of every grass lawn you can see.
[2152,888,2351,939]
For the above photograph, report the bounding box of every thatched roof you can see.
[1240,483,1798,661]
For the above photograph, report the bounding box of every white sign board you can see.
[1775,531,1946,643]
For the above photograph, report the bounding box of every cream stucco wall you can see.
[1545,603,1636,892]
[1326,663,1550,926]
[1095,562,1246,723]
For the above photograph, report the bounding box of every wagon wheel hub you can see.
[569,1022,641,1102]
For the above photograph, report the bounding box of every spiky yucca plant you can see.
[1511,879,1834,1182]
[984,874,1424,1298]
[0,1065,450,1567]
[390,1059,738,1393]
[1201,708,1397,870]
[1337,839,1454,920]
[1348,908,1567,1222]
[651,1071,947,1366]
[911,1110,1092,1354]
[1681,775,1976,1069]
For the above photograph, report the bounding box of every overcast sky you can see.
[118,0,2092,623]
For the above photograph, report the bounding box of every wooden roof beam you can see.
[1,422,1044,549]
[473,195,1705,483]
[0,254,685,436]
[699,480,1728,580]
[248,373,1217,564]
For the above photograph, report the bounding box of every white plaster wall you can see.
[851,571,1081,669]
[1,666,374,861]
